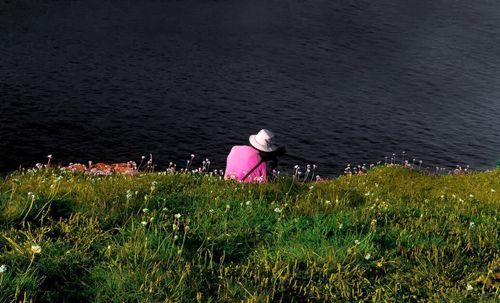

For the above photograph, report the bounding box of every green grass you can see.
[0,166,498,302]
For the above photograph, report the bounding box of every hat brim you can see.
[249,135,278,152]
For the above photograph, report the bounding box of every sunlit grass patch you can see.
[0,166,498,302]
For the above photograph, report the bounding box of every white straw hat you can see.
[249,129,278,152]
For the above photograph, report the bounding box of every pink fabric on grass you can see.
[224,146,267,183]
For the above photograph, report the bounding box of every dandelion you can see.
[274,207,282,213]
[141,221,148,227]
[364,253,371,260]
[376,261,383,268]
[0,264,6,273]
[466,284,473,291]
[31,245,42,254]
[174,213,181,219]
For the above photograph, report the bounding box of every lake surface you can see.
[1,0,499,176]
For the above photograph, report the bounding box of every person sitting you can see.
[224,129,285,183]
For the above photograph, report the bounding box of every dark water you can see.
[1,0,499,176]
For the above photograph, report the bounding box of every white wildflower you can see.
[354,240,360,245]
[126,190,133,200]
[0,264,6,273]
[325,200,331,205]
[469,221,475,228]
[245,201,251,206]
[141,221,147,226]
[142,208,149,213]
[466,284,473,291]
[31,245,42,254]
[338,223,343,229]
[364,253,371,260]
[174,235,178,240]
[491,189,496,192]
[225,204,230,210]
[172,224,179,231]
[174,213,181,219]
[469,194,474,198]
[274,207,282,213]
[209,209,214,213]
[309,186,314,190]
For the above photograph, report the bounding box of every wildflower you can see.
[162,207,168,212]
[47,154,52,159]
[225,204,230,210]
[338,223,343,229]
[172,224,179,231]
[325,200,331,205]
[0,264,6,273]
[491,189,496,192]
[185,226,190,232]
[469,194,474,198]
[309,186,314,190]
[466,284,473,291]
[174,235,178,240]
[364,253,371,260]
[141,221,148,227]
[142,208,149,213]
[365,191,371,196]
[174,213,181,219]
[245,201,251,206]
[274,207,282,213]
[31,245,42,254]
[354,240,360,245]
[376,261,383,268]
[469,221,475,228]
[149,216,154,222]
[209,209,214,213]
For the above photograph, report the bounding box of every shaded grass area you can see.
[0,167,498,302]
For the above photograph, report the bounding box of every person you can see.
[224,129,285,183]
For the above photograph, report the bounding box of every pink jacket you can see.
[224,146,267,183]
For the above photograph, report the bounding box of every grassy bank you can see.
[0,167,498,302]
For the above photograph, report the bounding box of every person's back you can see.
[225,145,267,182]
